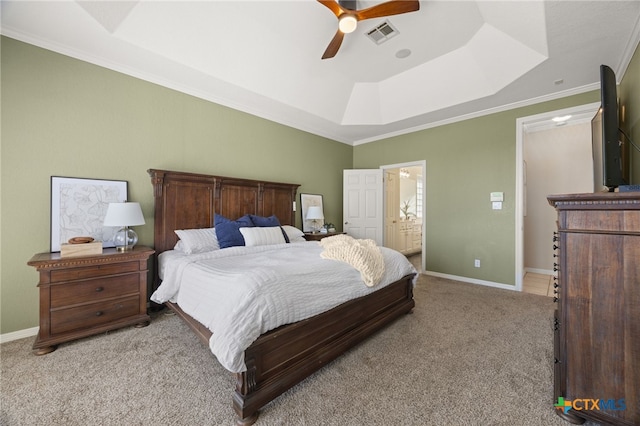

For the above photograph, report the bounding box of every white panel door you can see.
[343,169,384,245]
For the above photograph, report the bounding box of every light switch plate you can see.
[490,192,504,202]
[492,201,503,210]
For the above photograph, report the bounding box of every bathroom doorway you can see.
[381,160,426,272]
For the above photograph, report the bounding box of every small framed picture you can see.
[300,193,324,233]
[50,176,128,252]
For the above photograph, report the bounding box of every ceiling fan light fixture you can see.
[338,15,357,33]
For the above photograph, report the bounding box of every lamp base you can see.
[113,227,138,252]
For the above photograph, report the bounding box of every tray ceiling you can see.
[2,1,640,144]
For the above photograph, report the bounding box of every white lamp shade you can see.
[103,202,145,227]
[306,206,324,221]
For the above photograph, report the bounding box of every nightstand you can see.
[303,232,345,241]
[27,246,155,355]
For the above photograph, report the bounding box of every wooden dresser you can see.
[548,192,639,425]
[28,246,154,355]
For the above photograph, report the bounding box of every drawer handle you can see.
[95,311,103,317]
[95,287,104,292]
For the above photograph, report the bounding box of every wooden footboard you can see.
[164,273,414,425]
[234,273,415,424]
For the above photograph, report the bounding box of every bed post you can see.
[148,169,167,294]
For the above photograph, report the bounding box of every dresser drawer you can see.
[50,273,140,308]
[562,210,640,233]
[50,261,140,283]
[50,296,140,335]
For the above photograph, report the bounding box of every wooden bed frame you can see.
[148,169,415,425]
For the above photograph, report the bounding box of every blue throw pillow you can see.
[249,214,281,227]
[214,214,254,248]
[214,213,249,226]
[214,213,228,226]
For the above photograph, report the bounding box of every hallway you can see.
[522,272,554,297]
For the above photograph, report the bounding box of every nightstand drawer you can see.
[50,273,140,308]
[50,296,140,334]
[50,261,140,283]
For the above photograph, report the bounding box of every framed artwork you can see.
[50,177,128,252]
[300,193,324,233]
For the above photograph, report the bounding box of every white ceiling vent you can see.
[366,21,399,45]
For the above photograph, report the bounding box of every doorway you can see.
[515,102,599,291]
[381,161,426,272]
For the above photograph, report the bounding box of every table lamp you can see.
[306,206,324,234]
[103,202,145,251]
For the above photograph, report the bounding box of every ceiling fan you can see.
[317,0,420,59]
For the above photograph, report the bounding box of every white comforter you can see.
[151,242,417,373]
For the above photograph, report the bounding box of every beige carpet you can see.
[1,274,594,425]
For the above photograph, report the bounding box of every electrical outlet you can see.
[474,259,481,268]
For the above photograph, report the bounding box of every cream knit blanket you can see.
[318,234,385,287]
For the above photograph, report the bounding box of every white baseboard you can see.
[424,270,518,292]
[0,327,38,344]
[524,267,554,276]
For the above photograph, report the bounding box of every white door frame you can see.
[514,102,600,291]
[381,160,427,272]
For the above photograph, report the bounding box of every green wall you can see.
[0,37,352,334]
[2,35,639,335]
[354,41,640,286]
[354,95,604,285]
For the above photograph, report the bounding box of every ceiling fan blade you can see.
[322,30,345,59]
[317,0,345,17]
[355,0,420,21]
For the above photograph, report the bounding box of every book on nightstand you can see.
[60,241,103,257]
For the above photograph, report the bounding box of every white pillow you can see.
[240,226,286,247]
[281,225,304,240]
[174,228,219,254]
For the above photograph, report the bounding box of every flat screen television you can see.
[592,64,629,192]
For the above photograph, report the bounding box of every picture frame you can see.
[50,176,128,252]
[300,193,324,233]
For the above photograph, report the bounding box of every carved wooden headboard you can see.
[148,169,300,256]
